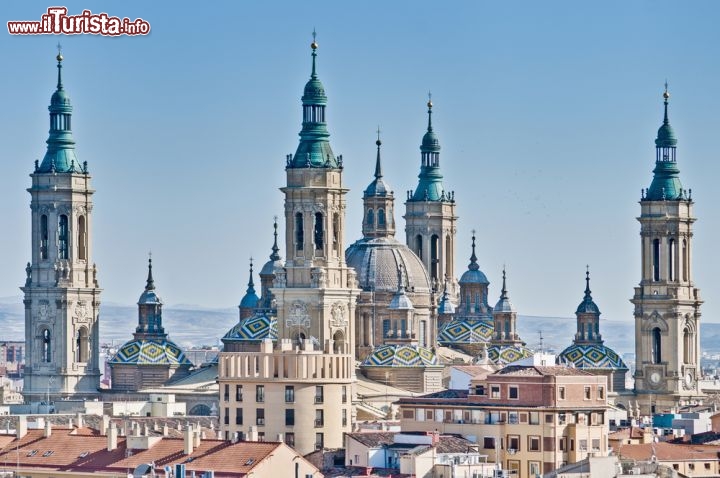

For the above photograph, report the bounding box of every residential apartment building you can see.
[397,365,610,478]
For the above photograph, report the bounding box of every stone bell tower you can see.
[632,86,704,414]
[21,50,101,402]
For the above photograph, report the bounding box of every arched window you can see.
[58,215,69,260]
[42,329,51,363]
[652,239,660,281]
[419,320,427,347]
[333,330,345,354]
[504,320,511,339]
[682,239,688,282]
[314,212,324,250]
[668,238,675,281]
[430,234,440,281]
[415,235,423,260]
[377,209,385,226]
[76,327,88,363]
[366,209,374,226]
[332,213,340,254]
[78,215,87,261]
[295,213,304,251]
[652,327,662,364]
[40,215,49,260]
[683,328,691,364]
[445,235,452,278]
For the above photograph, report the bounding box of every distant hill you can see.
[0,296,717,358]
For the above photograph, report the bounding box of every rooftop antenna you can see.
[538,330,544,354]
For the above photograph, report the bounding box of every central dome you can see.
[346,237,431,293]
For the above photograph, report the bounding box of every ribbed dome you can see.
[361,344,439,368]
[303,77,327,104]
[460,269,489,285]
[138,288,161,305]
[345,237,431,293]
[559,343,628,370]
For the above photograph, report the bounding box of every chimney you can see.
[44,420,52,438]
[75,413,83,429]
[162,424,169,437]
[247,426,258,442]
[107,422,118,451]
[101,415,111,435]
[276,433,284,442]
[193,426,201,448]
[16,416,27,439]
[143,423,150,436]
[184,425,194,455]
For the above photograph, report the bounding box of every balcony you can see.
[314,396,324,404]
[257,418,265,426]
[314,419,324,427]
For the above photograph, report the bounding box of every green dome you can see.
[647,157,683,200]
[655,122,677,148]
[303,77,327,105]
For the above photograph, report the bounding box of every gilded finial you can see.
[663,80,670,101]
[311,28,318,50]
[56,42,63,62]
[427,91,433,108]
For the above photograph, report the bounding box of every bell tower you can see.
[632,86,704,413]
[21,50,101,402]
[404,96,458,297]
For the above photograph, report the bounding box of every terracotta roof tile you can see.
[618,442,720,461]
[0,428,290,477]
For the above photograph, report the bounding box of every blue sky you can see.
[1,1,719,327]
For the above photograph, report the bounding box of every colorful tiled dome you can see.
[223,313,278,342]
[360,344,439,368]
[108,338,192,366]
[558,343,628,370]
[438,318,493,345]
[487,344,533,366]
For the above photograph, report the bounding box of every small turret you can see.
[646,83,684,201]
[239,258,259,319]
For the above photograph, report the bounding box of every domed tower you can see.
[218,35,359,455]
[239,259,259,320]
[360,266,443,394]
[487,269,532,366]
[404,97,458,298]
[21,51,102,401]
[346,133,433,360]
[631,86,704,414]
[438,233,494,356]
[559,269,627,393]
[109,258,193,391]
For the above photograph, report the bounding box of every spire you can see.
[584,265,591,298]
[270,217,281,261]
[576,265,600,315]
[374,127,383,179]
[247,258,255,290]
[426,91,433,132]
[145,253,155,291]
[56,43,64,90]
[38,48,80,174]
[411,94,448,201]
[311,28,318,79]
[647,83,683,201]
[500,267,508,299]
[468,230,479,271]
[290,30,336,168]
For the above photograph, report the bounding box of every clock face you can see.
[650,372,661,384]
[685,373,693,387]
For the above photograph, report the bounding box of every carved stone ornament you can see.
[38,300,53,321]
[330,302,347,327]
[74,301,89,322]
[286,300,310,328]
